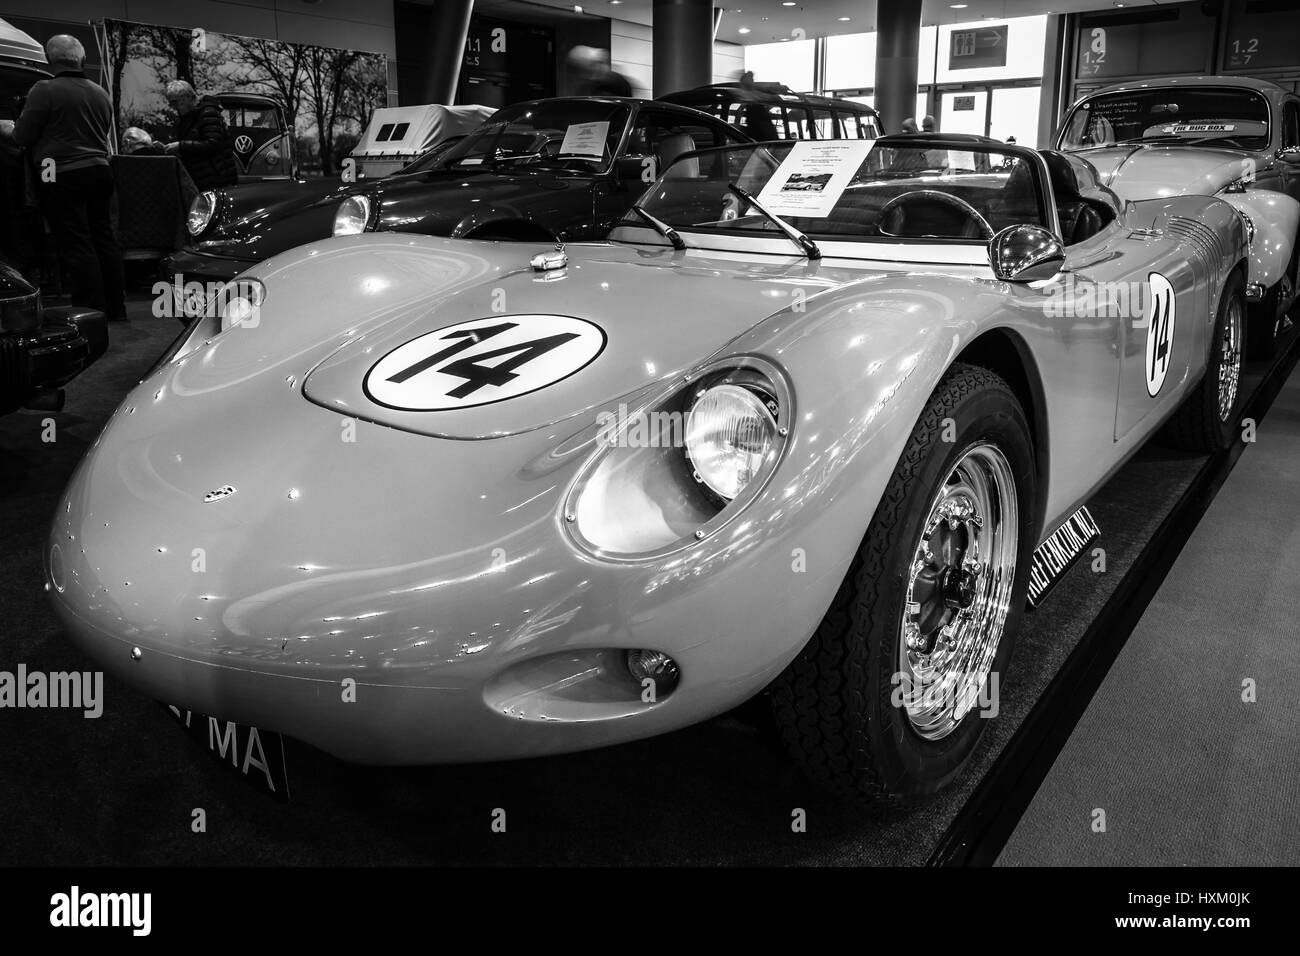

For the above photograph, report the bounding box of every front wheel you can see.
[771,364,1037,802]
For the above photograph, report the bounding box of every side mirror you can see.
[989,224,1066,282]
[615,155,650,180]
[1276,145,1300,165]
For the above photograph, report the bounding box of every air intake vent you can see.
[1168,217,1223,293]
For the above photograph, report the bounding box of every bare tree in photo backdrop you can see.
[98,19,387,178]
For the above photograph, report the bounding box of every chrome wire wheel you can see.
[1218,294,1243,422]
[899,442,1019,741]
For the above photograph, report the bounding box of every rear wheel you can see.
[771,364,1036,802]
[1165,271,1246,452]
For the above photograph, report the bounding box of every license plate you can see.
[1026,505,1101,608]
[164,704,291,801]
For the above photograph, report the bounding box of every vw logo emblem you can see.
[234,134,253,154]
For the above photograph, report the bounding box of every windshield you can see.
[397,135,467,175]
[1060,87,1271,151]
[435,101,630,173]
[222,105,281,130]
[625,140,1048,244]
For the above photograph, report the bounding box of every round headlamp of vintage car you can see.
[564,357,791,560]
[685,383,778,501]
[333,195,372,236]
[186,191,217,236]
[218,278,267,332]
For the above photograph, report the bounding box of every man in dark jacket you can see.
[163,80,238,190]
[13,35,127,321]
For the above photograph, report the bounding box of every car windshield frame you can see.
[1058,86,1273,152]
[431,101,632,175]
[615,137,1056,254]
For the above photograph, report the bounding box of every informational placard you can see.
[1223,0,1300,71]
[755,140,875,219]
[558,121,610,159]
[949,26,1007,70]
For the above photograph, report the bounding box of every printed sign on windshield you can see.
[755,140,875,218]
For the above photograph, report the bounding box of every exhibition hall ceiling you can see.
[475,0,1158,43]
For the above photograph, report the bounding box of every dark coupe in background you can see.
[165,97,749,301]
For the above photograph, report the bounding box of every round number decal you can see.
[364,315,606,411]
[1144,272,1176,397]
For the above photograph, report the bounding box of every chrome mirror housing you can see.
[989,224,1066,282]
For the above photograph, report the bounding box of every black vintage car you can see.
[660,81,882,141]
[164,97,750,305]
[1,258,107,415]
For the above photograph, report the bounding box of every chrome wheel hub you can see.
[1218,297,1243,422]
[899,443,1019,741]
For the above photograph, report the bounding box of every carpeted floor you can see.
[0,295,1284,865]
[998,364,1300,867]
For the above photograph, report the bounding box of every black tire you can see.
[1247,244,1297,361]
[771,363,1037,803]
[1165,271,1247,453]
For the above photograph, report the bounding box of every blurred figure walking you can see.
[568,46,633,97]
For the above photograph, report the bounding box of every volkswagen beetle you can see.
[48,136,1249,800]
[1057,75,1300,357]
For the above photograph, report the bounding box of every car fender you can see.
[684,272,1039,601]
[1222,189,1300,295]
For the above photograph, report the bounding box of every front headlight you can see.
[187,191,217,236]
[152,277,268,370]
[333,195,372,236]
[564,357,791,559]
[685,383,778,501]
[218,277,266,332]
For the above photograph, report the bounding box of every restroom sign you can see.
[949,25,1007,69]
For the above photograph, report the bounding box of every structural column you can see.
[653,0,713,97]
[420,0,475,104]
[875,0,923,133]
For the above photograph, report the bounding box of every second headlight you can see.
[186,191,217,236]
[333,195,372,236]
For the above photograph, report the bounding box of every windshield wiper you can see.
[727,183,821,260]
[630,203,687,250]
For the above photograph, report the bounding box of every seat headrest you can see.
[656,132,698,177]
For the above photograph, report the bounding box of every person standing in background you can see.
[13,35,126,322]
[922,115,937,132]
[162,80,237,191]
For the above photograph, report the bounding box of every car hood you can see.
[198,177,360,261]
[201,234,927,440]
[195,168,592,262]
[367,167,593,238]
[1077,144,1251,200]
